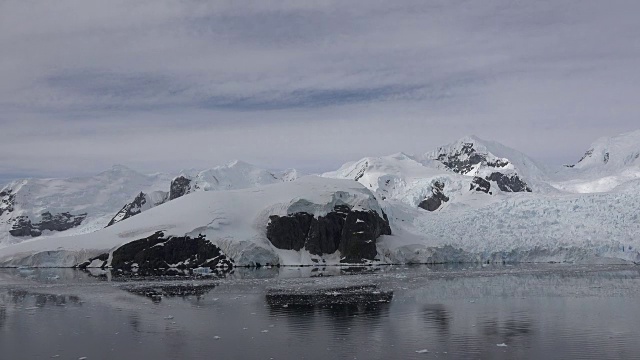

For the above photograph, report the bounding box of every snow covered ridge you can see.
[106,160,298,227]
[0,161,299,247]
[551,129,640,193]
[322,135,540,212]
[0,165,172,247]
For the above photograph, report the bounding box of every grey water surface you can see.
[1,264,639,360]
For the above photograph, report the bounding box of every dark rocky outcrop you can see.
[9,212,87,237]
[485,172,532,192]
[111,231,233,273]
[106,191,169,227]
[76,253,109,269]
[578,148,594,163]
[435,143,488,174]
[470,177,491,194]
[339,209,391,263]
[266,205,391,263]
[9,216,36,237]
[354,161,369,181]
[107,192,148,227]
[418,181,450,211]
[266,212,314,251]
[0,189,15,216]
[169,176,192,200]
[436,142,513,175]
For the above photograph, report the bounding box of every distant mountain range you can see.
[1,129,639,268]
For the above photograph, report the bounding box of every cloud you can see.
[1,0,639,180]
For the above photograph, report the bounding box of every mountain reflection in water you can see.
[0,264,639,359]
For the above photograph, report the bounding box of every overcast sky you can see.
[1,0,639,182]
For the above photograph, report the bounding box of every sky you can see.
[1,0,639,182]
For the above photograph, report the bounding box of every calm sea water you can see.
[1,264,639,360]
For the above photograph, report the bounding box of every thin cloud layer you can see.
[1,0,639,180]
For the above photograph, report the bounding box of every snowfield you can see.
[1,130,639,267]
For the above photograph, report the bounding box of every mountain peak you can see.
[573,129,640,170]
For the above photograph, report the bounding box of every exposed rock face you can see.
[266,205,391,263]
[266,213,314,251]
[435,143,508,174]
[107,192,148,227]
[9,212,87,237]
[111,231,233,272]
[485,172,532,192]
[354,161,369,181]
[8,216,35,237]
[418,181,450,211]
[470,177,491,194]
[339,209,391,263]
[0,189,15,216]
[106,191,169,227]
[169,176,192,200]
[578,148,594,163]
[76,253,109,269]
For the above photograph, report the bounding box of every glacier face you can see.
[1,131,639,267]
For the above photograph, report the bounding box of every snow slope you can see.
[176,160,295,193]
[379,182,640,264]
[0,165,171,246]
[420,135,552,191]
[549,130,640,193]
[0,177,385,267]
[1,161,300,246]
[323,152,484,209]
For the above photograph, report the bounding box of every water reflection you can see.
[423,304,450,335]
[0,306,6,330]
[1,265,640,359]
[122,283,218,302]
[3,289,82,308]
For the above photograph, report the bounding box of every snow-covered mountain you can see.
[550,129,640,193]
[0,165,171,246]
[106,160,298,227]
[0,130,639,268]
[322,136,552,213]
[0,161,299,246]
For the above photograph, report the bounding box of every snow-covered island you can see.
[1,130,639,269]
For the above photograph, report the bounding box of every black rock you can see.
[266,213,314,251]
[436,143,488,174]
[339,210,391,263]
[418,181,450,211]
[9,212,87,237]
[9,216,39,237]
[304,212,346,256]
[265,205,391,263]
[578,148,594,163]
[169,176,192,200]
[354,161,369,181]
[107,192,148,227]
[106,191,169,227]
[76,253,109,270]
[111,231,233,273]
[470,177,491,193]
[38,211,86,231]
[485,172,532,192]
[0,189,15,217]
